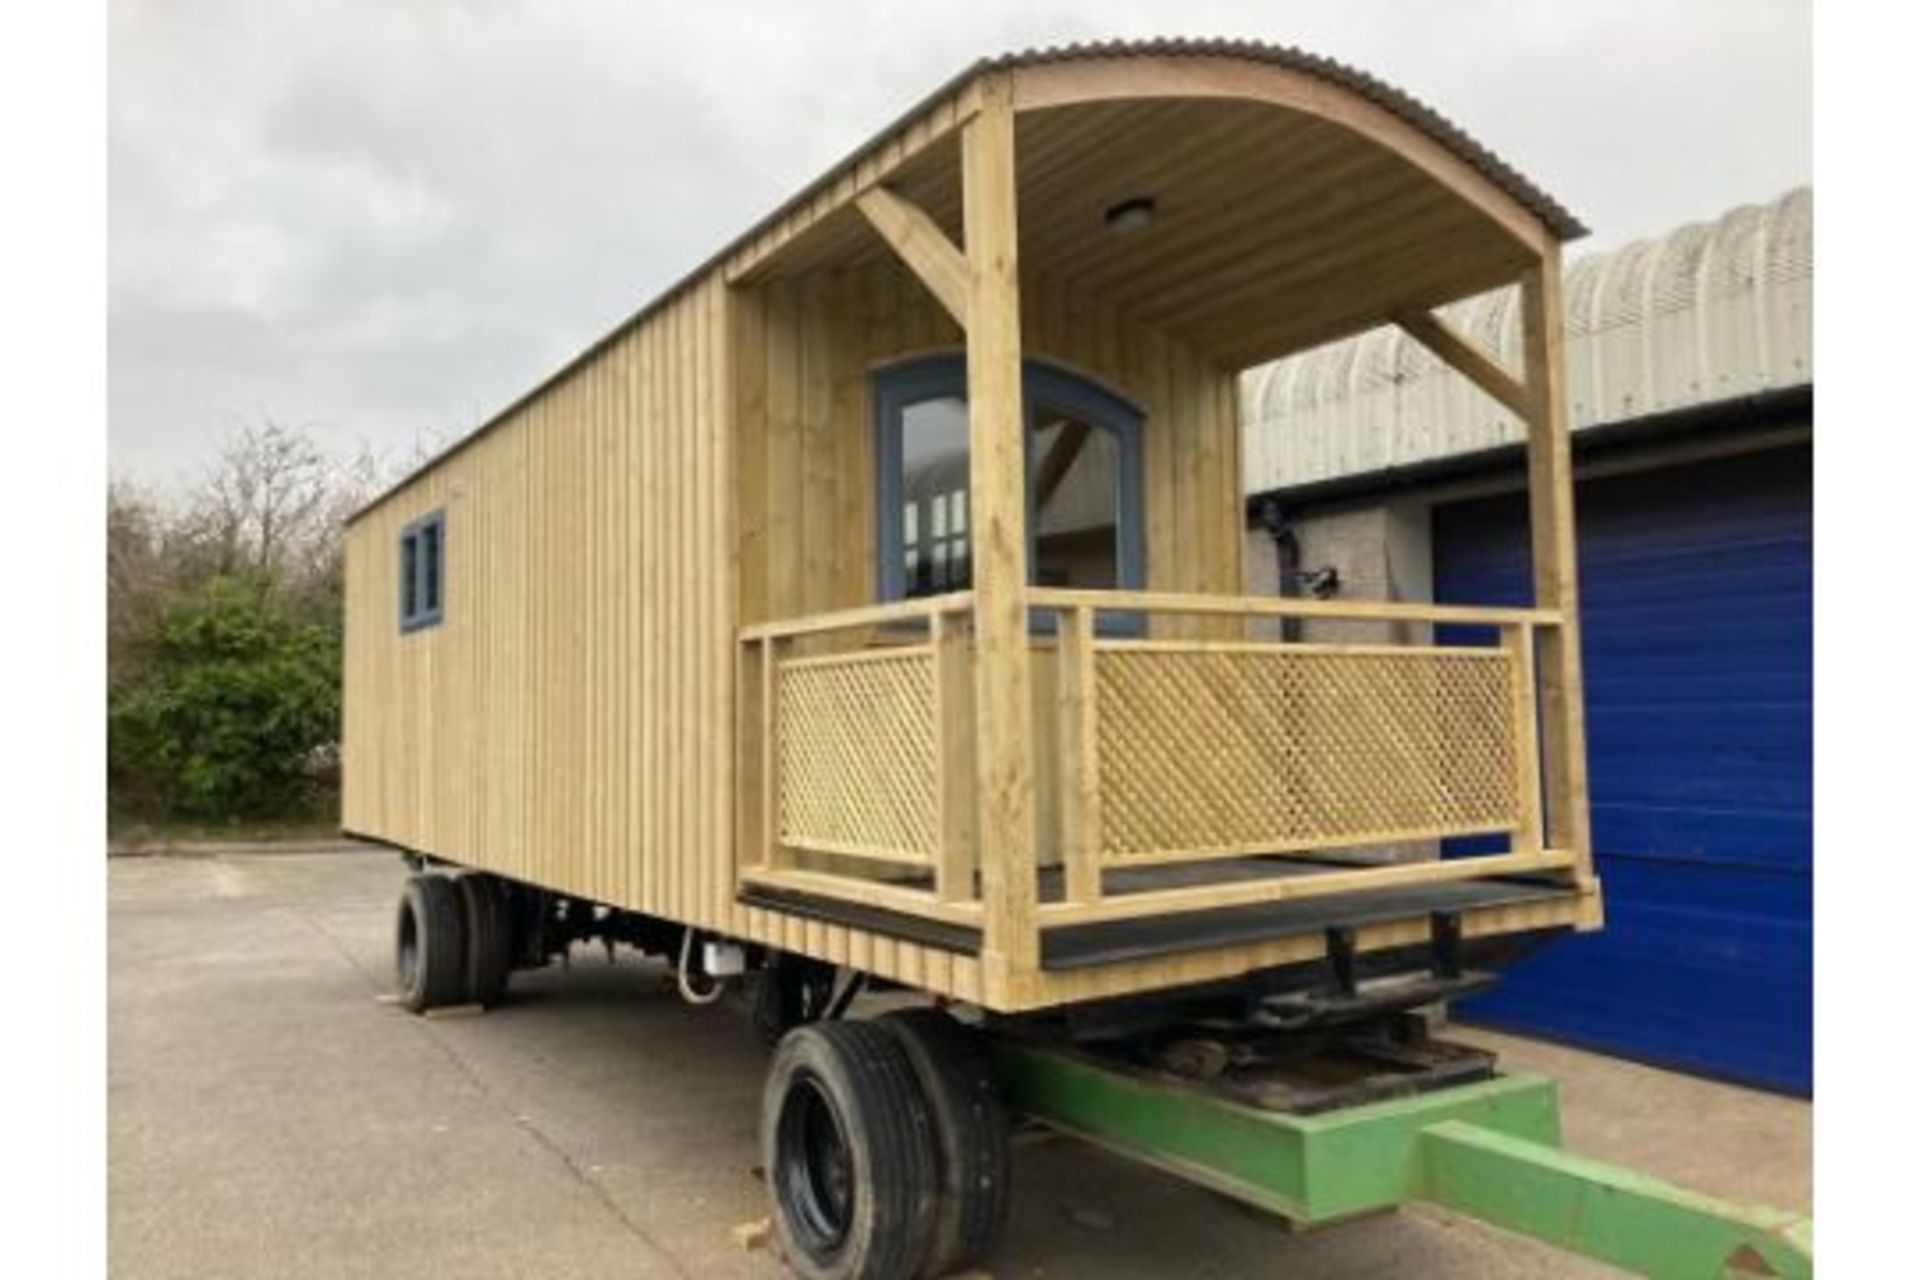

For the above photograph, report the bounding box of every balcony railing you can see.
[736,587,1576,948]
[1024,588,1574,927]
[737,592,980,926]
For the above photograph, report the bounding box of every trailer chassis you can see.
[987,1029,1811,1278]
[384,856,1810,1277]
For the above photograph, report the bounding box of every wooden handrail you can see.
[739,591,974,642]
[1025,586,1559,628]
[742,587,1552,640]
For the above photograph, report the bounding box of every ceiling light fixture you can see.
[1103,196,1156,233]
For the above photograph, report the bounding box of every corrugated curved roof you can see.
[979,39,1585,239]
[1241,186,1812,495]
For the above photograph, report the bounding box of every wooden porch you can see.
[736,586,1595,1004]
[724,54,1598,1008]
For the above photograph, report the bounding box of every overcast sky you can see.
[108,0,1811,486]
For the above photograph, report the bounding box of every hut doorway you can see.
[872,354,1145,602]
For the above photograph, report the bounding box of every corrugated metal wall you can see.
[1241,187,1811,492]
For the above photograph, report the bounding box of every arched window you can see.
[873,355,1145,604]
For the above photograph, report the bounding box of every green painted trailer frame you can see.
[988,1037,1812,1278]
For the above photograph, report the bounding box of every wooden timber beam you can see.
[961,73,1040,991]
[1031,418,1092,509]
[1518,251,1596,884]
[1395,309,1531,419]
[855,185,971,329]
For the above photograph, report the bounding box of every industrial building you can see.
[1241,187,1812,1092]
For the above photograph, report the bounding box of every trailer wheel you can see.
[880,1010,1011,1277]
[458,875,512,1007]
[763,1022,938,1280]
[395,874,467,1012]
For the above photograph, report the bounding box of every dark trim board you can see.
[735,884,985,955]
[1244,384,1811,516]
[340,827,412,855]
[735,869,1576,972]
[360,824,1577,975]
[1040,877,1574,971]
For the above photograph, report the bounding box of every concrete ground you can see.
[110,850,1811,1279]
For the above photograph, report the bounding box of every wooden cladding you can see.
[343,279,735,930]
[343,51,1591,1013]
[733,256,1245,632]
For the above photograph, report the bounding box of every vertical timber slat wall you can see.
[743,259,1244,626]
[342,252,1245,968]
[343,280,740,933]
[338,48,1582,1010]
[341,245,1244,1001]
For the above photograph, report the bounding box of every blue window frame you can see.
[398,511,445,632]
[873,354,1145,614]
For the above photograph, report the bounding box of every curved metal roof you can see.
[1241,186,1811,495]
[980,39,1584,239]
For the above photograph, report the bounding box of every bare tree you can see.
[108,422,404,822]
[109,424,397,687]
[175,423,337,586]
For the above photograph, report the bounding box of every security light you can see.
[1104,196,1156,232]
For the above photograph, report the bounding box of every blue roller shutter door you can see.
[1433,444,1811,1093]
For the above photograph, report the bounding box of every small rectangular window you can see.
[421,520,441,613]
[399,511,446,632]
[400,532,419,620]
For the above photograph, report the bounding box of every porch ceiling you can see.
[753,95,1541,373]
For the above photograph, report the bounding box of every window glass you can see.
[1030,412,1121,590]
[422,519,442,613]
[899,395,971,597]
[399,511,445,632]
[875,358,1142,611]
[401,532,420,620]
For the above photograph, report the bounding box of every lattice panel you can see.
[777,651,939,859]
[1095,646,1520,858]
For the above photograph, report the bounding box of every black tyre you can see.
[763,1021,939,1280]
[880,1009,1012,1277]
[457,875,512,1007]
[395,874,467,1012]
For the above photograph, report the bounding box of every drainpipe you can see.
[1256,498,1302,643]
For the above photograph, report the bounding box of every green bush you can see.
[109,575,340,820]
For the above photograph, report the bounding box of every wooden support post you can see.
[736,638,766,872]
[1519,254,1595,882]
[1501,622,1543,856]
[761,636,791,871]
[961,74,1040,989]
[1058,607,1103,906]
[932,611,976,903]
